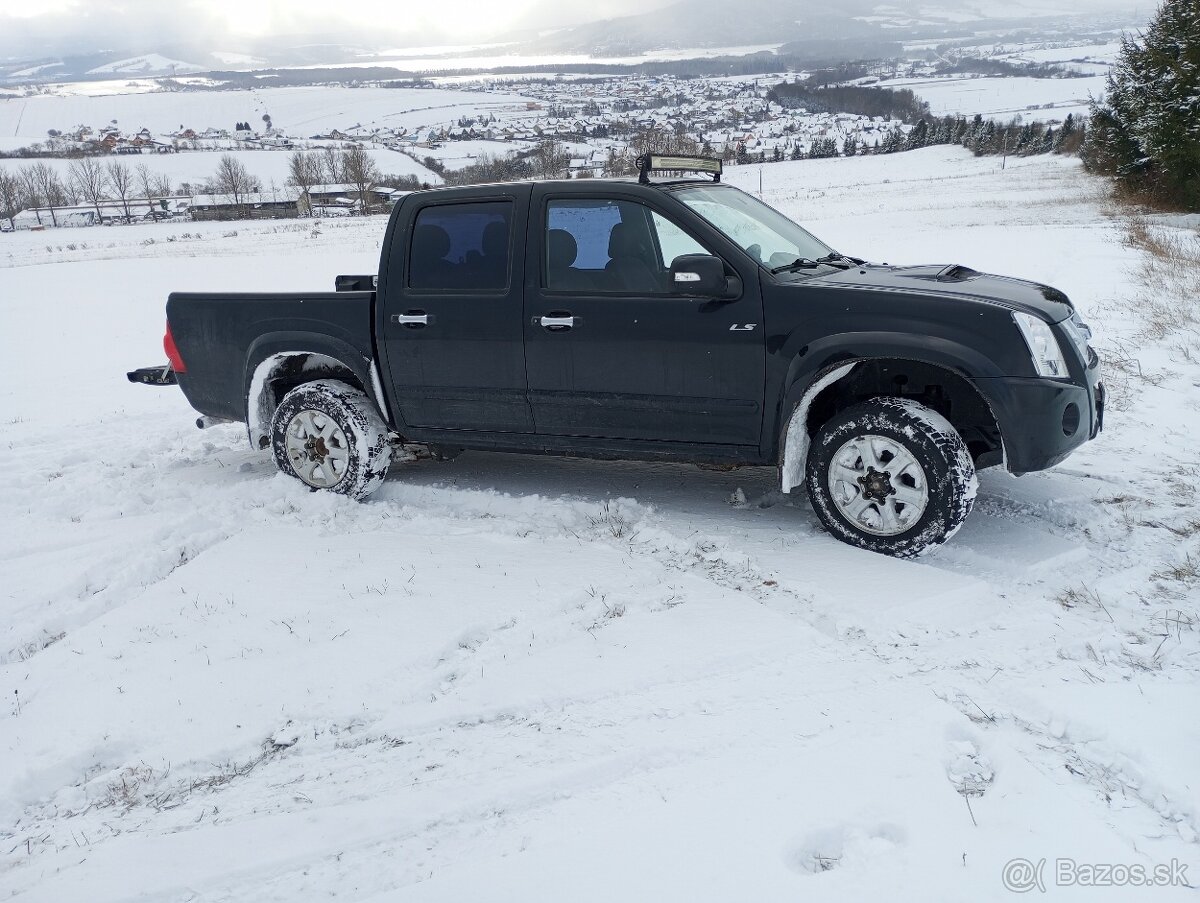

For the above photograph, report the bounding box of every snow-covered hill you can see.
[0,84,532,142]
[0,148,1196,900]
[86,54,203,76]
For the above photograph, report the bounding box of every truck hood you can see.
[809,263,1075,322]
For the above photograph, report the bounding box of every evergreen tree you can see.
[964,114,984,151]
[881,126,905,153]
[980,120,997,154]
[808,137,838,159]
[1015,123,1034,154]
[1083,0,1200,208]
[906,119,928,150]
[1054,114,1075,152]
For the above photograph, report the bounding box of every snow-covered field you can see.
[1,147,1198,900]
[0,85,531,142]
[878,73,1106,121]
[873,36,1121,124]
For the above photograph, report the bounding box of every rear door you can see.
[378,190,533,433]
[523,187,765,445]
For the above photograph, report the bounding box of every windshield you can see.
[672,184,835,271]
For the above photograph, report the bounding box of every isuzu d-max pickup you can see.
[130,155,1103,556]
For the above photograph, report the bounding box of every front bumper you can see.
[974,360,1103,475]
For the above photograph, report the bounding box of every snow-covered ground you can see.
[877,73,1105,121]
[0,84,531,142]
[870,37,1121,124]
[86,55,205,77]
[1,147,1197,900]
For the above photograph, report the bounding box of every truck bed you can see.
[166,291,376,424]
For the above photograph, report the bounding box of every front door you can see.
[523,190,765,445]
[379,193,533,433]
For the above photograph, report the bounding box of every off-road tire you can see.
[270,379,393,500]
[805,397,977,557]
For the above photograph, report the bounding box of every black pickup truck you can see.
[131,154,1103,557]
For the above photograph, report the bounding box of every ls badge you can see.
[729,323,758,332]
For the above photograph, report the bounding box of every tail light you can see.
[163,320,187,373]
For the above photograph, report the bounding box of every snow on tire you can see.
[805,397,977,558]
[270,379,394,500]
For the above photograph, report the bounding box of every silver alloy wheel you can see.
[284,409,350,489]
[826,433,929,536]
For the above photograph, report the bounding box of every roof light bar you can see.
[637,154,722,184]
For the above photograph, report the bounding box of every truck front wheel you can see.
[805,397,977,557]
[270,379,393,500]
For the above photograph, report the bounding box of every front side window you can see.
[672,184,833,271]
[409,201,511,292]
[545,199,712,294]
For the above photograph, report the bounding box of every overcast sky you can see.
[0,0,1145,61]
[0,0,665,58]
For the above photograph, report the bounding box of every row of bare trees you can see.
[207,155,262,206]
[286,146,382,214]
[439,140,574,187]
[0,159,173,229]
[1,146,397,229]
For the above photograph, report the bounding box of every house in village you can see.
[305,184,409,214]
[305,183,357,209]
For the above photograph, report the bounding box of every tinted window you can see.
[409,201,511,291]
[546,200,710,294]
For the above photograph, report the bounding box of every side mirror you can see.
[669,254,741,300]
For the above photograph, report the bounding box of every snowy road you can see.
[1,148,1197,900]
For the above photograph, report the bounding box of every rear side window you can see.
[409,201,511,292]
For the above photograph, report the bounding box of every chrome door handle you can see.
[393,312,428,327]
[539,315,575,329]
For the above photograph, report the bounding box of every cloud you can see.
[0,1,223,58]
[0,0,1143,64]
[0,0,662,60]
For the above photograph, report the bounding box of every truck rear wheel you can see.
[270,379,393,500]
[805,397,977,557]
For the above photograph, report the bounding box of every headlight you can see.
[1059,310,1093,360]
[1013,312,1069,378]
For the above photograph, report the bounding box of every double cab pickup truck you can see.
[130,154,1103,557]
